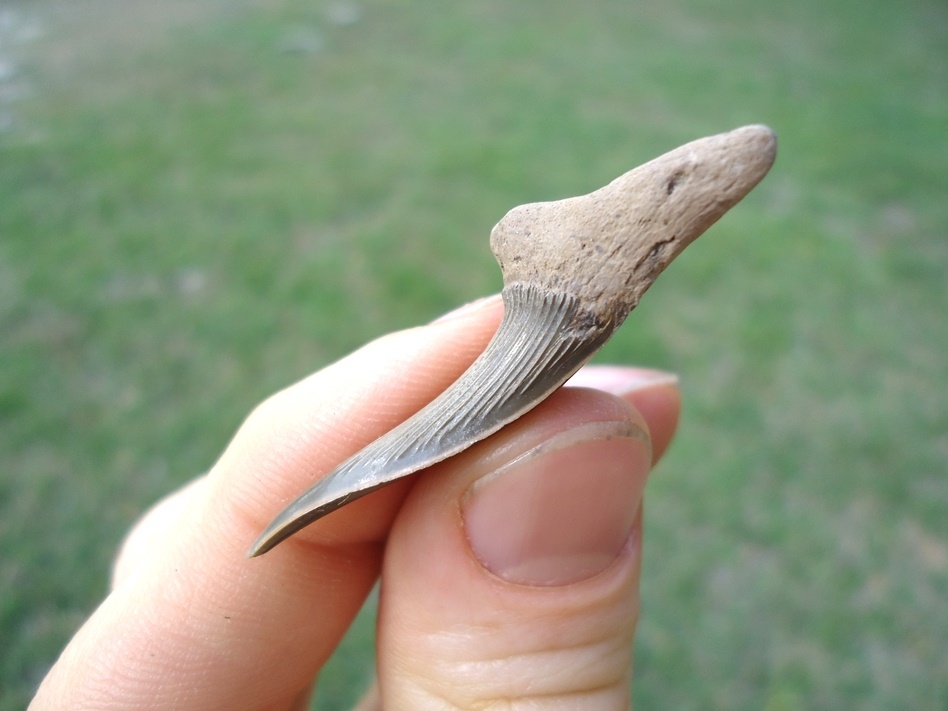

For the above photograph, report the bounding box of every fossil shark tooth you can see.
[249,124,777,557]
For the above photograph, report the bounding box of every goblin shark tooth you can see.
[248,125,777,557]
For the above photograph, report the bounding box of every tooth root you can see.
[248,284,610,556]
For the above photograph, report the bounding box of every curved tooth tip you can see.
[247,514,294,558]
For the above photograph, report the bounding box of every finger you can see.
[567,365,681,463]
[106,367,680,711]
[376,385,671,709]
[31,295,505,711]
[110,477,206,589]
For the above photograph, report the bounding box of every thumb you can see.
[376,386,655,709]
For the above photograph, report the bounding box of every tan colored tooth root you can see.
[249,124,777,557]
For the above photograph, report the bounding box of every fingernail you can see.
[565,367,679,397]
[462,420,651,586]
[430,294,503,324]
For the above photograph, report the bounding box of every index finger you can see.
[31,296,504,711]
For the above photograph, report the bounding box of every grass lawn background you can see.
[1,0,945,708]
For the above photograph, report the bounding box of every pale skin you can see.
[30,293,682,710]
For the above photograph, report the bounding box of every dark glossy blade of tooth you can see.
[248,283,613,556]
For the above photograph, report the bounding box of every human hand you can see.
[30,294,681,710]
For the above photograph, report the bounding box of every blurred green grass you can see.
[1,0,946,708]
